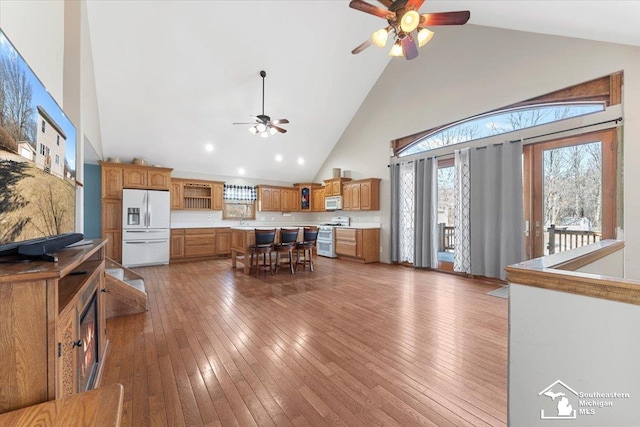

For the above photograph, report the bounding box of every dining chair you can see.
[249,229,276,277]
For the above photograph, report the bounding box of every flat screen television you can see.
[0,28,79,259]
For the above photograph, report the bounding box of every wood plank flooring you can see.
[100,257,508,426]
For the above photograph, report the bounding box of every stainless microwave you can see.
[325,196,342,211]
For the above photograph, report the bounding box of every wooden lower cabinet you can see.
[335,228,380,263]
[170,228,231,261]
[184,229,216,257]
[215,228,231,255]
[170,229,185,259]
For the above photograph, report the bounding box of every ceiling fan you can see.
[233,70,289,137]
[349,0,470,60]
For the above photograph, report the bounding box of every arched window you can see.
[398,102,604,157]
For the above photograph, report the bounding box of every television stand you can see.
[0,239,108,415]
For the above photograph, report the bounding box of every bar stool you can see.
[273,228,299,275]
[249,229,276,278]
[296,227,318,272]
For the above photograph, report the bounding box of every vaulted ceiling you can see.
[86,1,640,183]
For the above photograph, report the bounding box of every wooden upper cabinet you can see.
[147,169,171,190]
[212,182,224,211]
[342,185,351,210]
[101,164,123,199]
[342,178,380,211]
[258,186,284,212]
[123,167,147,188]
[312,188,325,212]
[323,178,351,196]
[123,166,172,190]
[170,181,182,209]
[284,188,299,212]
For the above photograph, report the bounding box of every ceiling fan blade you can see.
[349,0,395,19]
[272,119,289,125]
[352,38,373,54]
[419,11,470,27]
[271,125,287,134]
[377,0,393,7]
[401,36,418,60]
[233,123,257,125]
[406,0,425,10]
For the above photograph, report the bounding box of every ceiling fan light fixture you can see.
[400,10,420,33]
[417,28,434,47]
[269,126,277,136]
[248,126,258,135]
[261,131,269,138]
[372,28,389,48]
[389,40,403,57]
[256,123,266,133]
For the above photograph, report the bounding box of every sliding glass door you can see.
[525,129,617,258]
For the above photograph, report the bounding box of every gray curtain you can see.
[470,141,525,280]
[390,163,401,262]
[414,158,438,268]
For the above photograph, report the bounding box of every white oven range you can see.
[316,216,350,258]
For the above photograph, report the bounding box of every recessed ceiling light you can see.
[275,154,283,162]
[205,144,214,152]
[238,168,245,175]
[297,157,304,165]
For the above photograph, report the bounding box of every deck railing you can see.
[438,224,455,252]
[546,224,601,254]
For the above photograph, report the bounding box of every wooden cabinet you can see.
[216,228,231,255]
[280,188,299,212]
[171,178,224,211]
[335,228,380,263]
[101,165,123,199]
[323,178,351,196]
[101,198,122,262]
[122,166,171,190]
[0,241,107,414]
[312,187,325,212]
[170,229,185,259]
[170,228,231,261]
[258,186,283,212]
[170,181,183,209]
[342,178,380,211]
[100,162,173,262]
[212,182,224,211]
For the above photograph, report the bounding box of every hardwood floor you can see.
[100,257,508,426]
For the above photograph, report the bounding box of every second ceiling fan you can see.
[349,0,470,60]
[234,70,289,137]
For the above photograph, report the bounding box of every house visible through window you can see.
[56,135,60,145]
[41,120,45,133]
[39,143,45,155]
[55,154,60,165]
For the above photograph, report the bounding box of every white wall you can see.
[509,283,640,426]
[315,24,640,276]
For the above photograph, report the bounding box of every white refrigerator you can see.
[122,189,170,267]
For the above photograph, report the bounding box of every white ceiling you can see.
[86,1,640,183]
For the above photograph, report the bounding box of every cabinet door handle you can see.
[72,339,83,348]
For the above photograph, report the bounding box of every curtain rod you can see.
[388,116,623,166]
[514,116,622,143]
